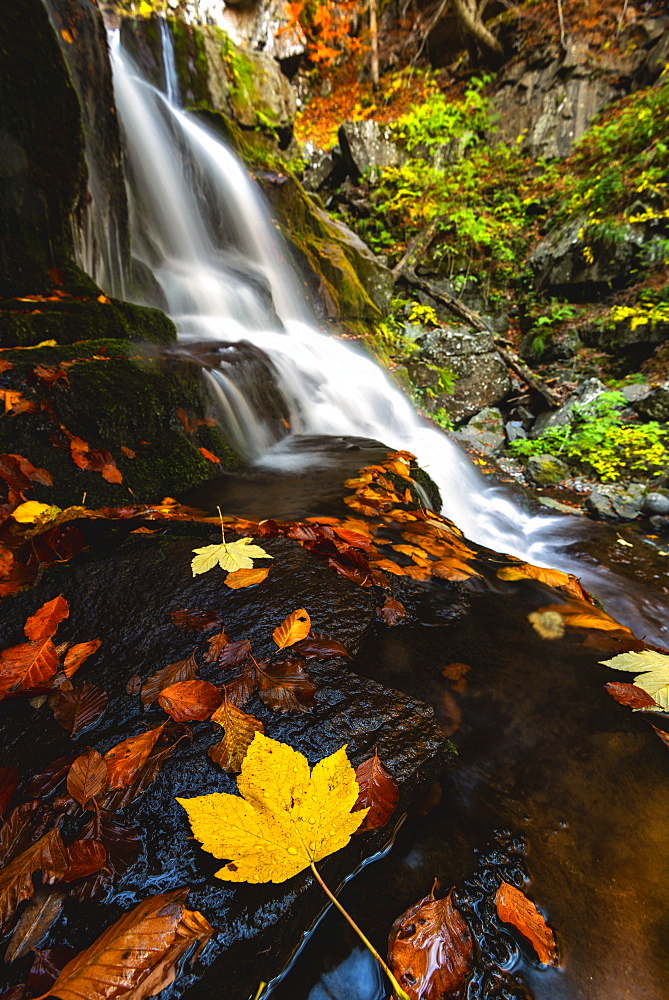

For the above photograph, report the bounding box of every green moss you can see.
[169,16,210,106]
[0,298,176,349]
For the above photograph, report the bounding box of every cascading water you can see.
[109,26,668,642]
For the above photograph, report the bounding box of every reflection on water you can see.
[305,949,383,1000]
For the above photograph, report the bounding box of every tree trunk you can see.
[451,0,502,58]
[369,0,379,88]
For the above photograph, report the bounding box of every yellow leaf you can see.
[177,733,367,883]
[209,698,264,772]
[12,501,62,524]
[600,649,669,710]
[272,609,311,649]
[497,564,570,587]
[191,536,273,576]
[528,610,565,640]
[224,567,270,589]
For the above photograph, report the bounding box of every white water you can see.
[109,32,668,642]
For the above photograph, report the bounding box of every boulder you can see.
[406,326,511,424]
[582,309,669,358]
[338,121,407,182]
[526,454,570,486]
[631,381,669,422]
[455,407,506,454]
[530,378,606,438]
[642,492,669,516]
[302,142,340,192]
[585,483,645,520]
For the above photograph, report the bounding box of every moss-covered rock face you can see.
[0,0,87,297]
[0,338,241,508]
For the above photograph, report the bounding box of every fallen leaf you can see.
[198,447,220,463]
[191,535,273,576]
[140,651,199,708]
[388,885,474,999]
[527,610,565,640]
[495,880,557,965]
[50,682,108,737]
[40,888,213,1000]
[605,681,658,710]
[177,733,366,882]
[0,828,67,928]
[64,430,123,485]
[158,679,222,722]
[126,674,142,695]
[0,391,36,417]
[120,446,135,459]
[0,638,59,701]
[542,600,631,634]
[24,596,69,642]
[61,839,107,882]
[290,634,351,659]
[222,662,258,708]
[224,567,270,589]
[12,502,62,524]
[67,748,107,808]
[32,365,70,389]
[102,727,191,813]
[0,360,13,373]
[169,609,221,632]
[27,756,79,799]
[208,696,264,773]
[648,722,669,749]
[0,455,52,501]
[4,888,65,962]
[600,649,669,710]
[69,812,141,902]
[255,657,316,713]
[27,946,75,995]
[0,769,18,816]
[62,639,102,677]
[104,725,166,790]
[217,639,252,671]
[497,563,577,592]
[376,597,406,626]
[202,630,229,664]
[272,609,311,649]
[353,750,399,832]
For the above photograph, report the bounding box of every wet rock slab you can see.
[0,533,449,1000]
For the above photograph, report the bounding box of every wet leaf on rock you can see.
[27,946,75,995]
[0,828,67,928]
[24,597,69,642]
[224,567,270,589]
[208,696,264,773]
[353,750,399,833]
[62,640,102,677]
[202,629,229,664]
[272,609,311,649]
[102,724,192,813]
[27,755,78,799]
[4,888,66,962]
[178,733,366,883]
[103,725,166,790]
[158,680,222,722]
[217,639,252,671]
[50,682,108,737]
[290,634,350,659]
[191,535,273,576]
[388,885,474,1000]
[605,682,658,710]
[39,888,213,1000]
[0,802,50,869]
[140,651,199,708]
[376,597,406,627]
[168,609,221,632]
[69,812,141,902]
[222,662,258,708]
[67,749,107,808]
[600,649,669,710]
[255,657,316,713]
[495,880,557,965]
[0,769,18,816]
[61,839,107,882]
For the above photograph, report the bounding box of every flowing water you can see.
[105,25,669,1000]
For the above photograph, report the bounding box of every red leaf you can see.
[24,597,69,641]
[605,681,658,709]
[141,651,198,709]
[353,750,400,832]
[158,679,222,721]
[169,608,221,632]
[376,596,406,626]
[290,634,350,659]
[0,454,52,501]
[103,724,166,790]
[50,682,108,737]
[62,839,107,882]
[27,755,79,798]
[67,749,107,808]
[31,524,87,565]
[0,768,18,816]
[388,885,474,1000]
[496,880,558,965]
[67,811,141,902]
[63,640,101,677]
[255,656,316,713]
[217,639,252,671]
[27,946,75,994]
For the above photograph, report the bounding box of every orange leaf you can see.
[63,639,102,677]
[538,599,632,634]
[158,679,222,722]
[353,750,399,832]
[224,567,270,589]
[1,390,36,416]
[0,454,52,497]
[272,608,311,649]
[209,696,264,773]
[24,596,69,641]
[104,725,166,790]
[198,447,220,463]
[62,839,107,882]
[41,889,214,1000]
[141,652,199,708]
[0,360,13,373]
[67,748,108,808]
[495,880,557,965]
[376,597,406,626]
[120,446,136,459]
[202,630,229,664]
[0,638,59,701]
[0,827,67,928]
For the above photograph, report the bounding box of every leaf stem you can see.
[309,862,410,1000]
[252,982,266,1000]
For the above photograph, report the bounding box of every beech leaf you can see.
[191,536,272,576]
[4,888,65,963]
[202,630,229,664]
[67,748,107,808]
[158,680,222,722]
[140,651,199,708]
[0,768,18,816]
[495,880,558,965]
[104,725,166,790]
[62,640,102,677]
[353,750,400,832]
[222,662,258,708]
[605,681,658,710]
[0,638,59,702]
[23,597,69,643]
[0,828,67,928]
[290,634,350,659]
[61,839,107,882]
[208,697,264,773]
[600,649,669,710]
[50,682,108,737]
[388,885,473,1000]
[224,567,270,589]
[69,812,141,902]
[272,609,311,649]
[40,888,213,1000]
[168,609,221,632]
[255,657,316,713]
[177,733,367,883]
[217,639,252,671]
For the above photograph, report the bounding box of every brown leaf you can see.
[0,802,49,869]
[26,755,79,799]
[605,681,658,710]
[290,634,350,659]
[31,524,86,566]
[495,880,557,965]
[27,946,75,994]
[0,454,52,500]
[0,828,67,928]
[208,697,264,773]
[388,885,473,1000]
[217,639,252,671]
[0,391,36,417]
[51,682,108,737]
[168,609,221,632]
[272,609,311,649]
[41,888,214,1000]
[120,446,136,459]
[222,662,258,708]
[69,812,141,901]
[158,680,222,722]
[64,430,123,484]
[327,558,373,587]
[24,597,69,641]
[581,628,646,653]
[0,769,18,816]
[648,722,669,750]
[0,637,59,701]
[255,656,316,713]
[62,640,102,677]
[126,674,142,695]
[104,725,166,790]
[62,839,107,882]
[202,630,229,664]
[224,567,270,589]
[32,365,70,389]
[353,750,399,832]
[140,652,198,709]
[67,748,107,808]
[102,727,191,813]
[376,597,406,627]
[4,888,65,962]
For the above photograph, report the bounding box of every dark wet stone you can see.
[642,492,669,516]
[585,483,645,521]
[634,381,669,422]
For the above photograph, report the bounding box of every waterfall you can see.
[109,30,668,642]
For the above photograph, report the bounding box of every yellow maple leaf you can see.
[12,501,62,524]
[177,733,367,883]
[190,535,273,576]
[600,649,669,710]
